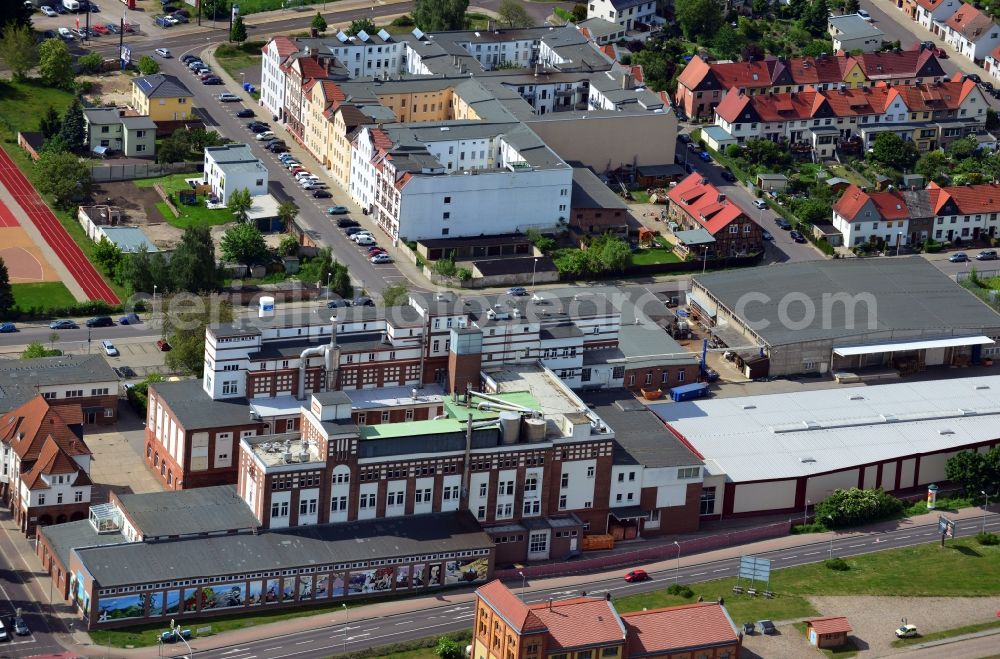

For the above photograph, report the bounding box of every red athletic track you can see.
[0,148,118,304]
[0,197,19,227]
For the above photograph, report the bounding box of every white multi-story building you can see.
[916,0,960,35]
[203,144,269,206]
[323,29,404,79]
[586,0,658,31]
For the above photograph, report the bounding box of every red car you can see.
[624,569,650,583]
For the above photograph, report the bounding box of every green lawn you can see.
[12,282,76,311]
[225,0,325,14]
[826,163,871,188]
[615,538,1000,626]
[214,50,263,85]
[0,79,75,135]
[135,174,234,229]
[631,246,682,266]
[629,190,651,204]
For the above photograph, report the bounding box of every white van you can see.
[63,0,80,12]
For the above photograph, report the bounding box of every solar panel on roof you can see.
[412,27,425,40]
[377,28,391,41]
[357,30,370,42]
[336,30,348,43]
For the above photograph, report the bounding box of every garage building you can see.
[651,375,1000,518]
[689,257,1000,377]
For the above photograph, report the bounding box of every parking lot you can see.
[32,1,143,43]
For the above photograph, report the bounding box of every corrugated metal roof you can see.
[650,375,1000,482]
[833,335,993,356]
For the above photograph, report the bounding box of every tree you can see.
[791,198,830,226]
[115,247,154,295]
[311,11,328,33]
[94,236,124,277]
[126,373,164,416]
[674,0,723,42]
[435,637,464,659]
[711,24,745,60]
[162,296,233,376]
[331,267,352,299]
[227,188,253,223]
[989,108,1000,132]
[156,134,189,164]
[946,447,999,497]
[590,234,631,273]
[22,341,63,359]
[58,95,86,154]
[277,200,298,228]
[631,37,686,92]
[348,17,377,36]
[0,23,38,82]
[38,106,62,141]
[843,0,860,13]
[230,15,248,44]
[200,0,230,20]
[38,39,74,90]
[0,258,14,319]
[278,233,300,256]
[221,223,269,271]
[814,487,903,529]
[34,151,92,209]
[77,52,105,75]
[801,0,830,35]
[170,226,221,293]
[137,55,160,75]
[412,0,470,32]
[946,135,978,161]
[869,132,919,171]
[497,0,532,28]
[915,150,949,184]
[572,3,588,21]
[381,283,409,306]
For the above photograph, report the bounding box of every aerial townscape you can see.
[3,0,1000,657]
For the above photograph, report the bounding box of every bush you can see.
[825,557,850,571]
[391,14,415,26]
[976,531,1000,546]
[666,583,694,598]
[815,488,904,529]
[791,522,829,534]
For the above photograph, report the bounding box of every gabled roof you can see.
[22,436,92,491]
[833,184,909,222]
[944,4,997,42]
[857,48,945,80]
[265,36,299,58]
[527,597,625,650]
[930,182,1000,215]
[0,396,89,464]
[623,602,739,655]
[916,0,948,11]
[476,580,540,633]
[808,616,854,635]
[667,174,748,235]
[133,74,191,99]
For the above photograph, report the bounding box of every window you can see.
[75,490,84,502]
[528,532,548,554]
[359,493,376,509]
[38,494,46,505]
[587,466,595,478]
[700,486,716,515]
[523,499,540,515]
[443,485,459,500]
[478,482,488,498]
[415,488,432,503]
[561,473,569,488]
[331,496,348,511]
[524,475,538,492]
[271,501,289,517]
[558,494,567,509]
[497,480,514,496]
[57,492,63,504]
[677,467,701,479]
[387,489,405,507]
[644,371,653,385]
[677,370,686,382]
[477,505,486,520]
[612,366,624,379]
[222,380,238,395]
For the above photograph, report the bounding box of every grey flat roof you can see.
[117,485,259,538]
[38,520,128,572]
[583,390,702,468]
[693,257,1000,345]
[571,167,627,210]
[0,355,117,413]
[77,511,491,587]
[151,380,255,430]
[617,325,699,366]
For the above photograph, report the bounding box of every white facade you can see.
[918,0,959,33]
[828,15,886,53]
[941,21,1000,63]
[261,39,289,119]
[349,127,378,212]
[456,36,537,69]
[325,32,404,78]
[586,0,657,30]
[203,145,269,206]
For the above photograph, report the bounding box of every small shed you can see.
[756,173,789,193]
[672,227,716,259]
[635,163,686,188]
[806,617,853,649]
[825,177,852,192]
[874,174,892,191]
[811,221,843,247]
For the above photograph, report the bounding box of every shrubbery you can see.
[814,488,904,529]
[976,531,999,546]
[666,583,695,598]
[824,557,850,571]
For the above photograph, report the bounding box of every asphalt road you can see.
[0,511,72,659]
[171,512,1000,659]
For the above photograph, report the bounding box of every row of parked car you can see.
[36,1,99,17]
[182,53,222,85]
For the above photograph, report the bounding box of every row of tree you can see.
[93,225,222,296]
[946,446,1000,499]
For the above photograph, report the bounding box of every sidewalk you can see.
[57,504,998,657]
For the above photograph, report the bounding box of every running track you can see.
[0,148,118,304]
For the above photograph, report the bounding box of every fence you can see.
[957,269,1000,281]
[494,520,791,581]
[90,161,200,183]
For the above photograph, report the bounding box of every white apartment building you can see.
[586,0,658,30]
[325,29,404,79]
[203,144,269,206]
[261,36,299,119]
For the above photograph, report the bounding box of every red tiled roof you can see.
[785,56,851,86]
[944,4,996,41]
[808,616,853,635]
[857,48,943,79]
[709,59,782,91]
[623,602,739,655]
[0,396,89,463]
[932,183,1000,214]
[476,581,540,633]
[667,174,748,235]
[527,598,624,650]
[370,127,393,151]
[22,436,88,490]
[833,184,871,221]
[870,190,910,220]
[714,91,751,123]
[676,55,713,90]
[297,56,329,79]
[833,184,910,222]
[266,36,299,58]
[916,0,946,11]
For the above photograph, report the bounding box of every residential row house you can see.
[833,181,1000,246]
[674,47,946,119]
[937,3,1000,65]
[666,174,764,258]
[711,75,989,158]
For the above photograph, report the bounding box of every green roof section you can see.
[442,392,542,422]
[360,418,471,440]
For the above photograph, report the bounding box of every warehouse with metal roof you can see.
[650,375,1000,518]
[689,257,1000,376]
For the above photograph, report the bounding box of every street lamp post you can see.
[673,540,681,584]
[531,258,538,289]
[702,246,708,274]
[803,499,810,526]
[826,515,835,560]
[519,570,526,596]
[326,272,333,301]
[896,231,903,257]
[983,490,990,535]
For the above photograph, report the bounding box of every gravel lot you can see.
[741,595,1000,658]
